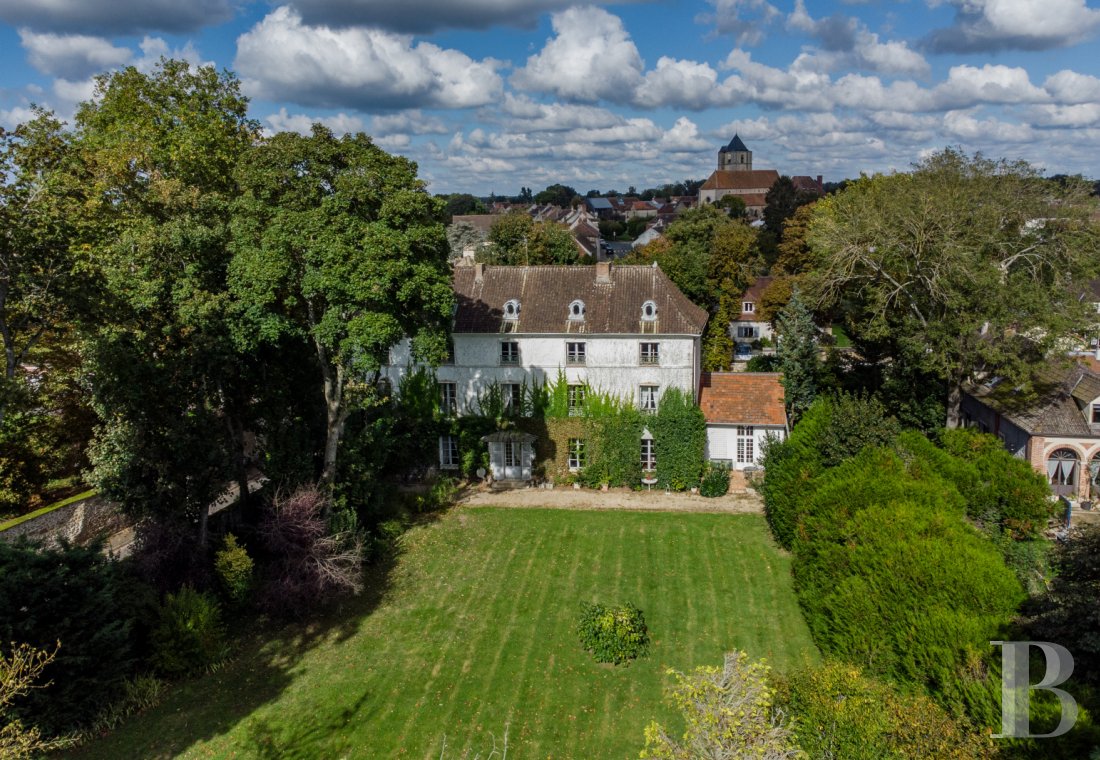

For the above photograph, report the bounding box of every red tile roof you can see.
[699,169,780,192]
[698,372,787,426]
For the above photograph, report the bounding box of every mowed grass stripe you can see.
[67,509,817,760]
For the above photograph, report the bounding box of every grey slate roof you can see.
[453,264,708,336]
[967,364,1100,436]
[720,134,750,153]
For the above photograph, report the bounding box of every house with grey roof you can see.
[961,363,1100,500]
[383,262,708,482]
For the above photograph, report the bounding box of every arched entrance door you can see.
[1047,448,1079,497]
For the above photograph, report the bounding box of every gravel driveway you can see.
[457,484,763,514]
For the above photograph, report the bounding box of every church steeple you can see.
[718,134,751,171]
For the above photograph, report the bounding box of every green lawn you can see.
[70,508,817,759]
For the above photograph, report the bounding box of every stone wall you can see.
[0,494,131,550]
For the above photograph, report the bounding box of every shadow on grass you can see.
[62,531,427,760]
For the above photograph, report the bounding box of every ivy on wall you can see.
[650,388,707,491]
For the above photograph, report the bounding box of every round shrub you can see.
[700,463,731,498]
[577,602,649,665]
[151,587,228,677]
[214,533,254,605]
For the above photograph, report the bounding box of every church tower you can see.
[718,134,752,171]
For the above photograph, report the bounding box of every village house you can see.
[698,372,788,469]
[382,262,708,481]
[697,135,823,220]
[961,363,1100,501]
[730,276,775,347]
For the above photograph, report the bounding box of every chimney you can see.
[817,175,824,190]
[596,261,611,283]
[475,262,484,283]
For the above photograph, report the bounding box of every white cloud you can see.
[923,0,1100,52]
[696,0,781,45]
[0,104,37,129]
[511,6,644,103]
[235,7,504,110]
[19,30,131,79]
[660,117,712,152]
[1029,104,1100,128]
[934,64,1048,108]
[1043,70,1100,104]
[942,109,1035,142]
[371,110,448,136]
[495,94,628,131]
[635,58,721,110]
[786,0,929,76]
[265,108,366,136]
[133,36,210,72]
[0,0,231,35]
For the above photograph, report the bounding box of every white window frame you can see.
[503,383,522,414]
[641,300,658,321]
[742,301,755,313]
[504,442,520,468]
[439,435,459,469]
[440,382,457,415]
[566,341,586,366]
[641,438,656,471]
[736,426,755,464]
[568,438,586,471]
[500,341,520,365]
[737,325,756,339]
[639,342,659,366]
[640,385,659,413]
[568,300,586,321]
[568,384,586,416]
[1092,403,1100,424]
[503,299,520,320]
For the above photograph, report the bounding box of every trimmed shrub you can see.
[576,602,649,664]
[778,660,994,759]
[0,539,150,737]
[699,463,731,498]
[817,390,900,467]
[650,388,706,491]
[214,533,254,605]
[150,587,228,677]
[759,399,829,549]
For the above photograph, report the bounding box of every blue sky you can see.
[1,0,1099,195]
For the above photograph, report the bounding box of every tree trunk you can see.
[198,500,210,549]
[945,381,963,428]
[319,361,348,500]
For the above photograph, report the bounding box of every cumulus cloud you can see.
[235,7,504,110]
[923,0,1100,52]
[371,110,449,136]
[1043,70,1100,104]
[19,30,131,79]
[511,6,644,103]
[265,108,366,136]
[696,0,781,45]
[635,58,721,110]
[495,94,628,131]
[786,0,928,76]
[660,117,712,152]
[288,0,638,33]
[0,0,231,35]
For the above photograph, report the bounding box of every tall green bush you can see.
[650,388,706,491]
[759,398,828,549]
[214,533,254,605]
[0,539,150,736]
[150,587,229,677]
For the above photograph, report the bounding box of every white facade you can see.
[384,332,701,413]
[705,424,786,470]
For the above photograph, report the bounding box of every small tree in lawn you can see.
[776,288,818,425]
[641,650,801,759]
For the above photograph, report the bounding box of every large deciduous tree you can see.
[230,125,453,491]
[808,149,1100,426]
[484,212,580,265]
[75,60,260,542]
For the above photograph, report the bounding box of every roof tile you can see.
[698,372,787,426]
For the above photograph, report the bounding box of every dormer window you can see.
[641,300,657,321]
[743,301,755,314]
[568,300,586,320]
[503,299,520,320]
[1092,403,1100,424]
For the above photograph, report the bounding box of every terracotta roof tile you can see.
[453,264,708,335]
[698,372,787,426]
[699,170,780,192]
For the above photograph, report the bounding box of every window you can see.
[568,384,586,416]
[567,341,586,365]
[641,300,657,321]
[640,385,659,412]
[639,342,659,365]
[1092,403,1100,424]
[442,339,455,365]
[568,438,586,471]
[742,301,755,313]
[504,442,520,468]
[440,382,457,415]
[736,426,755,464]
[568,300,586,320]
[439,436,459,469]
[503,299,520,320]
[641,438,656,471]
[504,383,522,414]
[737,326,756,339]
[500,341,520,365]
